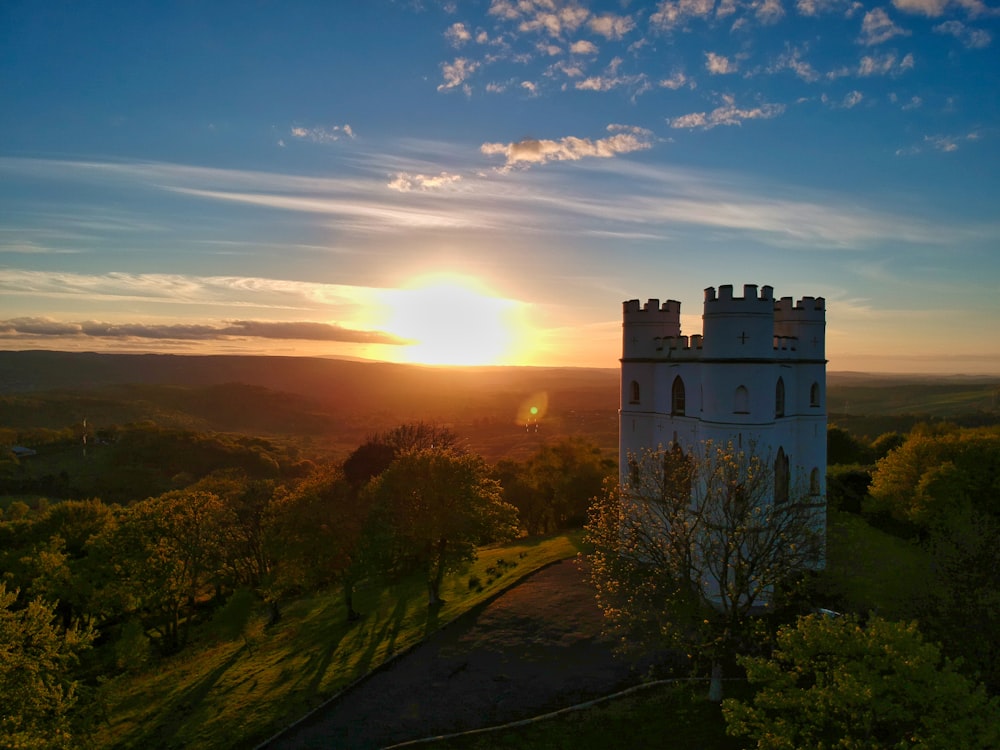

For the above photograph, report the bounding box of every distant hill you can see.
[1,352,997,457]
[0,351,621,460]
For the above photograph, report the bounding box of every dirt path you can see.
[265,560,644,749]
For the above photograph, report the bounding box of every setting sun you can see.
[376,274,527,366]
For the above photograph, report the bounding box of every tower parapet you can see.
[701,284,775,359]
[774,296,826,360]
[623,298,682,359]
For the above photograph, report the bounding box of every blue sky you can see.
[1,0,997,372]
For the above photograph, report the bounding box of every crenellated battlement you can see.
[654,334,703,353]
[704,283,774,310]
[774,295,825,322]
[623,298,682,321]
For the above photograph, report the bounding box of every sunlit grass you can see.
[94,532,584,750]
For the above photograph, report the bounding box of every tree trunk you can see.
[708,661,724,702]
[344,580,360,622]
[427,537,449,607]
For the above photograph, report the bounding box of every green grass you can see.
[818,509,932,620]
[93,532,584,750]
[416,680,748,750]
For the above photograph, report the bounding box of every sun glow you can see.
[376,274,528,366]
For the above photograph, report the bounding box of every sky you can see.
[1,0,998,374]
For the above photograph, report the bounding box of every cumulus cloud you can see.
[570,39,598,54]
[705,51,737,74]
[480,124,653,168]
[290,124,355,143]
[387,172,463,192]
[934,20,992,47]
[490,0,590,37]
[753,0,786,23]
[796,0,861,15]
[445,21,473,46]
[438,57,480,91]
[669,95,786,129]
[588,13,636,39]
[858,8,910,45]
[0,317,409,345]
[650,0,716,30]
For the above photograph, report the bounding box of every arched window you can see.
[810,467,821,496]
[775,447,790,504]
[775,377,786,418]
[734,385,749,413]
[629,380,640,404]
[810,381,820,408]
[671,376,686,416]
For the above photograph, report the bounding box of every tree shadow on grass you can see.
[130,647,243,750]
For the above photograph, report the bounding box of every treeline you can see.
[0,422,612,748]
[824,422,1000,694]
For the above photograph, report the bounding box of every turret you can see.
[622,298,681,360]
[701,284,775,359]
[774,295,826,360]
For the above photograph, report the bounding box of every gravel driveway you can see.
[265,559,644,749]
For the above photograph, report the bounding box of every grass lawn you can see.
[416,680,749,750]
[93,532,584,750]
[819,509,932,620]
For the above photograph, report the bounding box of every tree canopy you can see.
[724,614,1000,749]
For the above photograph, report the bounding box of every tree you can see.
[93,490,230,649]
[587,441,824,699]
[723,614,1000,749]
[0,583,94,749]
[369,448,519,606]
[267,466,373,621]
[498,438,614,535]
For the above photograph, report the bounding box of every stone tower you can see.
[620,283,827,516]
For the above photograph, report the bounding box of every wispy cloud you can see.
[588,13,636,40]
[290,124,355,143]
[934,19,992,47]
[445,21,473,46]
[857,51,915,75]
[858,7,910,45]
[480,125,653,168]
[0,317,407,345]
[669,95,786,129]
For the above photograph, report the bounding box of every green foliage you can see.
[0,583,95,749]
[114,619,153,673]
[92,490,231,650]
[369,448,520,605]
[723,614,1000,749]
[497,437,614,535]
[867,426,1000,531]
[825,465,872,514]
[827,425,871,466]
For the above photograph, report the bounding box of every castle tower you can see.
[620,284,827,539]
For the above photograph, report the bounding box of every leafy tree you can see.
[267,466,373,621]
[0,583,95,749]
[827,425,870,466]
[92,490,230,649]
[587,441,824,700]
[369,448,519,606]
[499,438,614,535]
[343,422,460,487]
[723,614,1000,749]
[867,427,1000,532]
